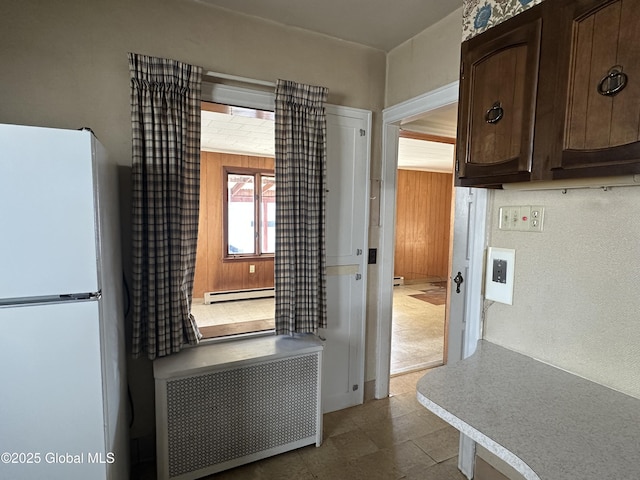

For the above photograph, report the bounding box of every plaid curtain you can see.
[274,79,329,335]
[128,53,202,360]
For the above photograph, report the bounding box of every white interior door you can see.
[448,186,488,479]
[447,186,487,364]
[320,106,371,413]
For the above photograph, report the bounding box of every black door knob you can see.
[453,272,464,294]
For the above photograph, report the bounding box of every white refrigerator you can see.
[0,124,129,479]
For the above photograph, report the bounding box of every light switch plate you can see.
[498,205,544,232]
[485,247,515,305]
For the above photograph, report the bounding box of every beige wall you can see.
[0,0,385,167]
[484,186,640,400]
[481,185,640,477]
[0,0,385,445]
[385,7,462,107]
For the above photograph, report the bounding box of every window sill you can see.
[198,319,275,340]
[222,255,274,263]
[196,328,276,347]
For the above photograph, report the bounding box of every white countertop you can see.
[416,340,640,480]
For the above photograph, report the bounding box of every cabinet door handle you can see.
[485,101,504,124]
[597,66,628,97]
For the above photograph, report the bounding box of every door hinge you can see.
[360,129,366,136]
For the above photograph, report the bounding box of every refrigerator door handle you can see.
[60,291,101,301]
[0,291,101,307]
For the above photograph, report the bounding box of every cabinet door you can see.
[456,7,542,186]
[551,0,640,178]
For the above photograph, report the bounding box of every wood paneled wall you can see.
[193,152,275,299]
[394,169,453,282]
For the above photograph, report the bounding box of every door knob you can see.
[453,272,464,294]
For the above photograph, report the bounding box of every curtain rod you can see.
[204,70,276,88]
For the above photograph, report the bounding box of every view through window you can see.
[226,169,275,256]
[192,101,276,339]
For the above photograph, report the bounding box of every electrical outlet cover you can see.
[485,247,515,305]
[498,205,545,232]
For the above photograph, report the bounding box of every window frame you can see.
[196,88,278,341]
[223,166,275,261]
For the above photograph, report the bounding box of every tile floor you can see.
[132,369,465,480]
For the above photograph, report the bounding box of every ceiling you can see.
[402,103,458,139]
[194,0,463,52]
[397,137,454,173]
[398,102,458,172]
[201,110,275,157]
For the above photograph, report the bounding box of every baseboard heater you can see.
[204,287,274,304]
[154,335,324,480]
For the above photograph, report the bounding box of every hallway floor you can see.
[391,282,446,374]
[192,297,275,327]
[193,281,446,374]
[132,369,465,480]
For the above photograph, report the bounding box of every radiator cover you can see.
[154,336,323,480]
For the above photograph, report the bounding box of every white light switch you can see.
[485,247,515,305]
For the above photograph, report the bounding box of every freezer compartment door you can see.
[0,301,108,480]
[0,124,99,300]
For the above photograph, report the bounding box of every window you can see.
[192,99,276,340]
[225,168,275,258]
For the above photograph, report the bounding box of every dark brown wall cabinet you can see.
[457,7,543,186]
[550,0,640,179]
[456,0,640,187]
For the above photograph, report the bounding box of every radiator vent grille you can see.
[165,354,319,478]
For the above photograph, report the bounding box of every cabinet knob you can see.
[597,66,627,97]
[485,101,504,124]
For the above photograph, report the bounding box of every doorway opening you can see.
[375,82,462,399]
[390,123,456,375]
[192,101,277,339]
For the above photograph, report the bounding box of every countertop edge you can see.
[416,390,540,480]
[415,339,640,480]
